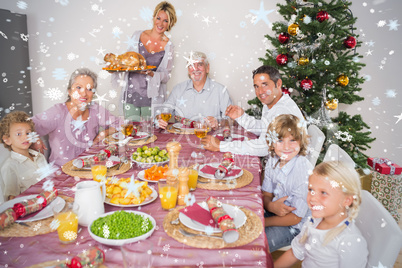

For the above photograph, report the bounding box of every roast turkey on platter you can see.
[103,52,155,72]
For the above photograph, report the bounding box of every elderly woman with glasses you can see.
[32,68,120,166]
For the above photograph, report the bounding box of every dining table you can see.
[0,123,273,268]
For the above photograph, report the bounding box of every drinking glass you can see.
[121,241,154,268]
[158,181,178,210]
[53,202,79,244]
[91,161,107,183]
[141,115,153,137]
[188,168,198,191]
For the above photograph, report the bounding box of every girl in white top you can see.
[275,161,368,268]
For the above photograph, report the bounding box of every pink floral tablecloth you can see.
[0,127,272,268]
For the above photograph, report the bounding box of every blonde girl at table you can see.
[111,1,177,121]
[262,114,313,252]
[275,161,368,268]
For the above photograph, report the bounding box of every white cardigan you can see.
[111,30,174,117]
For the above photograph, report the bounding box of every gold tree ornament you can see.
[336,74,349,86]
[288,23,299,36]
[298,57,309,65]
[325,99,338,110]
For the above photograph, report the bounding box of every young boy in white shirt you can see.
[0,111,48,200]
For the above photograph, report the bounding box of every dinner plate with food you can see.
[105,177,157,207]
[137,165,168,182]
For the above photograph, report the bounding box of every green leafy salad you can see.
[90,211,153,240]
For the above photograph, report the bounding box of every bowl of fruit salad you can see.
[131,145,169,169]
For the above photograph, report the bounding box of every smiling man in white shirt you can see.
[156,51,232,129]
[201,65,303,156]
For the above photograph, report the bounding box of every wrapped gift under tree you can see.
[368,157,402,223]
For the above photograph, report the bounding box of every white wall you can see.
[0,0,401,161]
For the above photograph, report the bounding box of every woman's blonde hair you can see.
[153,1,177,32]
[266,114,309,157]
[300,161,362,246]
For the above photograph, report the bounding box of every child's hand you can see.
[270,196,296,216]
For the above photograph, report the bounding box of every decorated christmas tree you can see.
[246,0,375,168]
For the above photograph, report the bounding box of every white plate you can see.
[179,202,247,233]
[137,170,166,182]
[112,132,150,141]
[173,123,193,130]
[131,156,169,169]
[88,210,156,246]
[198,163,243,180]
[0,195,65,223]
[104,187,158,207]
[214,133,249,141]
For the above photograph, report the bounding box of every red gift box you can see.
[367,157,402,175]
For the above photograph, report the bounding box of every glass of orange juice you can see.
[53,202,79,244]
[188,169,198,191]
[158,181,178,210]
[91,161,107,183]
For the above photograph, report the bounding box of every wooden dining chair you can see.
[356,190,402,268]
[306,125,325,167]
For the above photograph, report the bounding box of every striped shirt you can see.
[262,155,313,230]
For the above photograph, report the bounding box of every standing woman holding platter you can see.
[111,1,177,121]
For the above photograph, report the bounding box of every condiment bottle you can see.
[165,141,181,184]
[177,167,190,206]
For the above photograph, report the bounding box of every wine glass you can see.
[160,107,172,133]
[194,119,209,157]
[121,120,134,137]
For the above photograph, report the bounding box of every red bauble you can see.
[344,36,356,49]
[300,79,313,90]
[316,11,329,22]
[281,87,290,95]
[278,32,290,44]
[276,54,288,65]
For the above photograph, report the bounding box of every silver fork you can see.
[179,228,222,239]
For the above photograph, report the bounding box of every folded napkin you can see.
[200,165,242,177]
[179,203,219,228]
[215,135,245,141]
